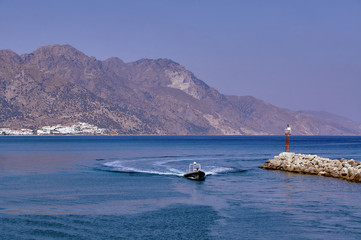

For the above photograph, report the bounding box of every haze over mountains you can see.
[0,44,360,135]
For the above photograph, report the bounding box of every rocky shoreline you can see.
[260,152,361,182]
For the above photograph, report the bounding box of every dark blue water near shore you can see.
[1,136,361,239]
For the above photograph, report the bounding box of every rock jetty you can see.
[260,152,361,182]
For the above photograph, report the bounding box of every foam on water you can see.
[103,160,184,176]
[204,166,240,175]
[102,158,244,177]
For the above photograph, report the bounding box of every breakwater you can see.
[260,152,361,182]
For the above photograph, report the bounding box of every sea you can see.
[0,135,361,239]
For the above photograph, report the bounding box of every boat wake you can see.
[103,160,184,176]
[100,156,247,177]
[205,167,247,175]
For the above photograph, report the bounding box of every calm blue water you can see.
[1,136,361,239]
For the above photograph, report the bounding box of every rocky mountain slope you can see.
[0,44,360,135]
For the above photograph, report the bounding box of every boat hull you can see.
[183,171,206,181]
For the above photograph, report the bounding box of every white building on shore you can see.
[1,122,107,135]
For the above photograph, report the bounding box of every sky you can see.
[1,0,360,122]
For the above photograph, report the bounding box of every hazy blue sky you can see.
[1,0,360,122]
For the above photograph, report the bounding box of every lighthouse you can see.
[284,124,291,152]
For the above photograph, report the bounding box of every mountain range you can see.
[0,44,360,135]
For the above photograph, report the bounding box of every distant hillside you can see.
[0,44,360,135]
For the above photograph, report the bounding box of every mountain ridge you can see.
[1,44,360,135]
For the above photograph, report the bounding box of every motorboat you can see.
[184,162,206,181]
